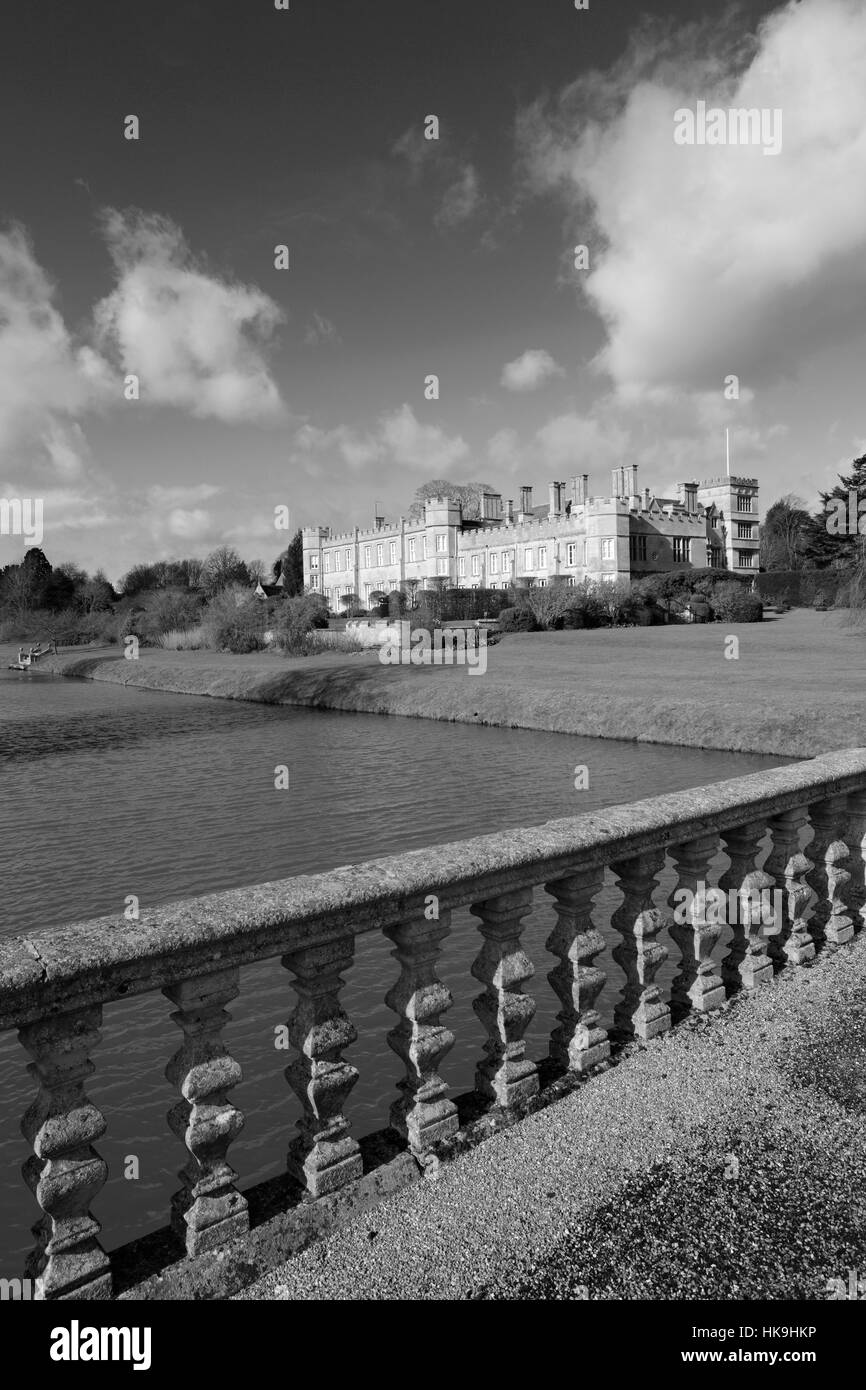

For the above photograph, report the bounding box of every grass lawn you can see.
[34,607,866,758]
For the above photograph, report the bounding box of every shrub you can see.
[273,593,331,653]
[559,607,586,629]
[710,581,763,622]
[595,577,641,626]
[156,625,207,650]
[561,580,608,629]
[498,606,538,633]
[202,587,265,653]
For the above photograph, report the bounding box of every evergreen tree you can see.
[273,529,304,595]
[805,454,866,568]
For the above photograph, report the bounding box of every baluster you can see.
[19,1006,111,1299]
[764,809,815,965]
[668,833,725,1021]
[610,850,670,1040]
[470,888,539,1106]
[806,797,854,948]
[384,909,458,1151]
[845,790,866,930]
[719,821,774,992]
[282,937,362,1196]
[164,969,248,1255]
[545,868,609,1073]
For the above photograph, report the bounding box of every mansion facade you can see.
[302,468,760,608]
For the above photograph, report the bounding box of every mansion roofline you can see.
[302,468,760,603]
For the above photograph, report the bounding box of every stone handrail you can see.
[2,747,866,1299]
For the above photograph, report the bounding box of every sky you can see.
[1,0,865,584]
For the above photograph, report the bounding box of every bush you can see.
[595,577,641,626]
[273,593,331,653]
[559,607,586,629]
[757,569,848,608]
[498,606,538,633]
[156,626,207,650]
[560,580,608,629]
[202,587,266,653]
[709,581,763,622]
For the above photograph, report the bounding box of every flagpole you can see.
[726,428,731,478]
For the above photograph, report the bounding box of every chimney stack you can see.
[573,474,590,506]
[519,485,533,516]
[631,464,639,503]
[507,498,514,523]
[643,487,651,511]
[682,482,698,515]
[548,481,560,518]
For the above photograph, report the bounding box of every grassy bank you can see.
[29,608,865,758]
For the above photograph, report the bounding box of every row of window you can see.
[314,539,623,577]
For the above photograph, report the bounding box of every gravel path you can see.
[236,933,866,1300]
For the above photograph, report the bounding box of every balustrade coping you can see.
[2,748,865,1031]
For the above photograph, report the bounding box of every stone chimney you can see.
[643,487,651,511]
[631,464,639,503]
[573,474,590,506]
[682,481,698,515]
[548,481,561,518]
[507,499,514,523]
[520,485,533,516]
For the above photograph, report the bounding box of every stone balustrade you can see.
[2,748,866,1299]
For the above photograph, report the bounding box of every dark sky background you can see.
[1,0,863,580]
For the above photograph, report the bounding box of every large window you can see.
[471,554,480,576]
[566,543,576,565]
[389,540,397,563]
[601,539,615,560]
[738,551,755,569]
[672,537,688,563]
[310,554,319,569]
[363,546,371,567]
[524,547,533,568]
[345,549,352,569]
[408,538,416,561]
[458,556,466,577]
[376,543,384,566]
[502,551,512,572]
[630,535,648,562]
[538,545,547,568]
[324,552,331,573]
[335,551,343,571]
[436,558,447,575]
[736,493,753,513]
[490,553,498,574]
[436,534,446,553]
[737,522,753,539]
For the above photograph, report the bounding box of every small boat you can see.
[8,649,32,671]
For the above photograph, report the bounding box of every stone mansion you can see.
[302,468,760,608]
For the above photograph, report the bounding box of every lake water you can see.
[0,662,789,1265]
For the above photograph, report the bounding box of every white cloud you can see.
[93,208,286,423]
[164,507,213,540]
[378,404,469,473]
[436,165,483,229]
[501,348,565,392]
[0,226,113,456]
[519,0,866,399]
[290,404,468,477]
